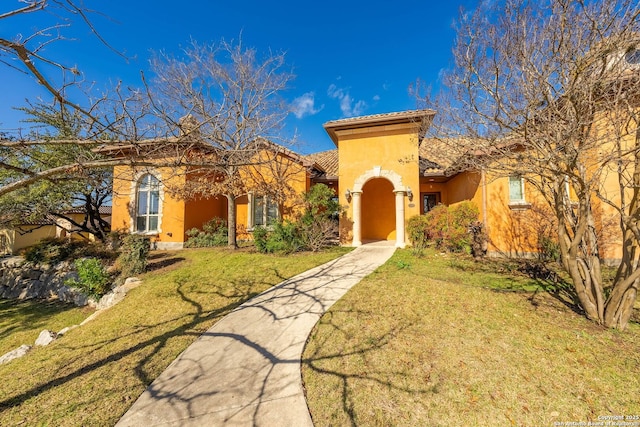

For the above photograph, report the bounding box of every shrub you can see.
[253,184,340,254]
[408,202,480,254]
[538,234,560,263]
[185,217,228,248]
[254,221,303,254]
[117,234,150,277]
[65,258,111,299]
[252,225,270,253]
[22,237,117,264]
[299,184,340,251]
[468,221,489,260]
[407,215,430,256]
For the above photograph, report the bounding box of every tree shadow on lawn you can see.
[301,309,433,427]
[1,247,394,425]
[446,255,585,317]
[0,299,88,343]
[114,249,397,426]
[146,252,186,272]
[0,274,263,419]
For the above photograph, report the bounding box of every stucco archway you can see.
[361,178,395,241]
[350,167,407,248]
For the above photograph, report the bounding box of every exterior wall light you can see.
[345,188,352,202]
[407,187,413,201]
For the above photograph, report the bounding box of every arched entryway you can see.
[361,178,395,241]
[350,167,408,248]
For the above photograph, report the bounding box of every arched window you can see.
[136,174,160,232]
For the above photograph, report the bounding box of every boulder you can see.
[123,277,142,291]
[96,287,126,310]
[0,345,32,365]
[35,330,57,347]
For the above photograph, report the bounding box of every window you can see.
[421,193,441,214]
[625,48,640,65]
[136,174,161,232]
[252,195,278,227]
[508,176,525,203]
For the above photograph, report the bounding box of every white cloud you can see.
[372,94,380,102]
[327,84,367,118]
[291,92,323,119]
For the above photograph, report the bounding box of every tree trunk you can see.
[226,193,238,249]
[604,285,638,330]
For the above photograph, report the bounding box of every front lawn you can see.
[302,249,640,426]
[0,246,349,426]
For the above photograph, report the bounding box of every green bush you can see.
[538,234,560,262]
[299,184,340,251]
[252,225,270,253]
[445,201,480,252]
[185,217,228,248]
[117,234,150,277]
[22,237,117,264]
[253,184,340,254]
[65,258,111,299]
[254,221,303,254]
[407,215,430,256]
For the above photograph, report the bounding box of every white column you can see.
[352,191,362,246]
[395,190,406,248]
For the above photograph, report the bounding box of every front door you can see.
[421,192,441,214]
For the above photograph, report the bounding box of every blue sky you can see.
[1,0,475,153]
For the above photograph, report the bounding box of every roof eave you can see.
[323,109,436,146]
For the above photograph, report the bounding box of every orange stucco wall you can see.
[111,150,312,247]
[361,178,396,240]
[481,174,553,257]
[0,226,58,255]
[184,196,227,236]
[338,122,422,244]
[111,165,187,248]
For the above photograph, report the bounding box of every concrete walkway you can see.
[116,242,396,426]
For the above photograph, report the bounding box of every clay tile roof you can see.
[305,149,339,178]
[323,109,436,146]
[62,206,112,216]
[323,109,436,127]
[419,138,467,176]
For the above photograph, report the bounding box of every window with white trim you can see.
[508,176,526,203]
[136,174,161,232]
[251,194,278,227]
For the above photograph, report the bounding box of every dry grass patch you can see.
[302,250,640,426]
[0,246,349,426]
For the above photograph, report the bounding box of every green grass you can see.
[302,249,640,427]
[0,300,92,356]
[0,246,349,426]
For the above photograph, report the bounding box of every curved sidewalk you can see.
[116,242,396,426]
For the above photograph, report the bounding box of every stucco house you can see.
[105,107,632,265]
[0,206,112,255]
[106,109,540,256]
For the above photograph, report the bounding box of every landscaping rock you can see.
[35,330,57,347]
[0,345,31,365]
[96,286,126,310]
[0,259,96,306]
[123,277,142,291]
[57,325,78,336]
[80,311,103,326]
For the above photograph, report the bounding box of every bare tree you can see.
[147,40,295,248]
[427,0,640,329]
[0,1,127,127]
[0,2,167,199]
